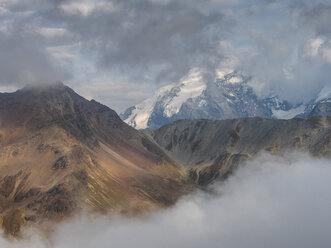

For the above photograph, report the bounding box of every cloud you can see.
[5,0,231,78]
[222,1,331,104]
[0,0,232,98]
[2,152,331,248]
[74,80,154,112]
[61,0,230,83]
[0,24,70,86]
[0,0,330,109]
[294,2,331,37]
[237,31,331,103]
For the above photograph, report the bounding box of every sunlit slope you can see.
[0,83,189,235]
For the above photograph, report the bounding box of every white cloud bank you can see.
[1,152,331,248]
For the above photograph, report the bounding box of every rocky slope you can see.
[121,69,331,129]
[1,83,330,237]
[146,116,331,185]
[0,83,190,236]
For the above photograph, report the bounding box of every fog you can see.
[1,152,331,248]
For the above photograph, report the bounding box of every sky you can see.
[0,0,331,111]
[1,152,331,248]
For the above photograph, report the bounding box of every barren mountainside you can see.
[146,117,331,185]
[0,83,190,236]
[0,83,330,237]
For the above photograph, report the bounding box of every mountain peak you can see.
[121,69,331,129]
[121,70,281,129]
[17,82,79,101]
[0,83,189,235]
[21,81,66,91]
[0,83,125,147]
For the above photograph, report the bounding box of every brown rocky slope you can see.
[0,83,190,235]
[0,83,330,236]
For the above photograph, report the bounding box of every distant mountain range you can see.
[146,116,331,185]
[0,83,330,236]
[121,69,331,129]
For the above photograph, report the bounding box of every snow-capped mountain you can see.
[297,86,331,118]
[121,69,330,129]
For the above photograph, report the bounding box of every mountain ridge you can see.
[0,83,190,236]
[0,83,330,237]
[121,69,331,129]
[146,116,331,185]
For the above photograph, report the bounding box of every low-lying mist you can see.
[1,152,331,248]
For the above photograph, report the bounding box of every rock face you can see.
[121,69,331,129]
[0,83,190,235]
[146,116,331,185]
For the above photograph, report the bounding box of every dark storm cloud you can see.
[0,0,231,86]
[61,0,229,83]
[0,0,330,107]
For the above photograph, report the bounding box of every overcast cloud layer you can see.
[1,152,331,248]
[0,0,330,110]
